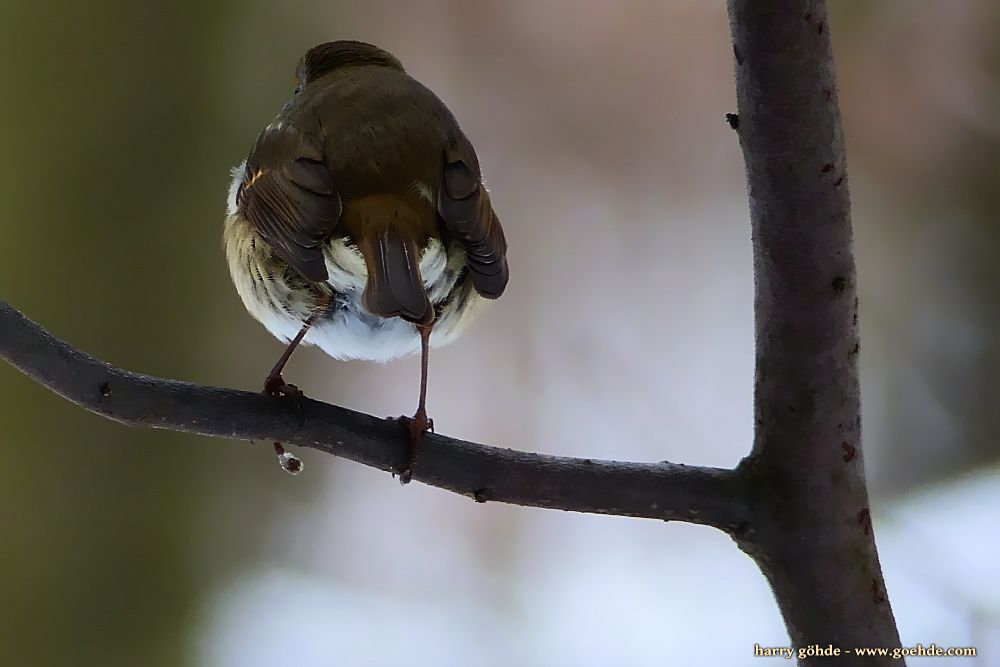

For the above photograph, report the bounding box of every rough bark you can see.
[728,0,902,662]
[0,301,749,530]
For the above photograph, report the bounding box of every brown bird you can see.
[223,41,508,479]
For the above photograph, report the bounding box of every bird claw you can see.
[395,411,433,485]
[397,412,434,438]
[263,374,302,399]
[263,374,306,426]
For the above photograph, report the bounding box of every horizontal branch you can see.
[0,301,750,532]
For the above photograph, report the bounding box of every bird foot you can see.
[395,410,434,485]
[263,373,302,399]
[263,374,306,428]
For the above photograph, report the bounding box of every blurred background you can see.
[0,1,997,665]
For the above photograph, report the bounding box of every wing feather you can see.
[237,122,341,282]
[438,140,509,299]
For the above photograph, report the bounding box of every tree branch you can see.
[727,0,903,659]
[0,300,750,531]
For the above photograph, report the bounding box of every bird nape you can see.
[222,40,509,482]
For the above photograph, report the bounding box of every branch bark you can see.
[0,300,749,531]
[727,0,903,661]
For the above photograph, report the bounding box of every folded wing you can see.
[237,121,341,282]
[437,138,509,299]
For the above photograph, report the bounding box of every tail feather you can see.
[358,224,433,325]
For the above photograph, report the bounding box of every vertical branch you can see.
[727,0,903,659]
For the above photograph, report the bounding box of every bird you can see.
[222,41,508,480]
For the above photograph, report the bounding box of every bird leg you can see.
[263,294,332,475]
[263,294,331,399]
[398,323,434,484]
[263,321,312,400]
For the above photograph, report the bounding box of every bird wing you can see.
[237,120,341,282]
[437,137,509,299]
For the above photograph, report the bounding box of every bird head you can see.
[294,40,404,92]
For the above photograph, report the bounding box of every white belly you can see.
[236,234,485,362]
[225,164,485,362]
[314,239,484,361]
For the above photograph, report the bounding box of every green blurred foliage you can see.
[0,2,323,665]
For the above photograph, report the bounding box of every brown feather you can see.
[348,195,434,325]
[437,144,509,299]
[238,123,341,282]
[233,41,508,334]
[358,227,433,325]
[296,41,404,87]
